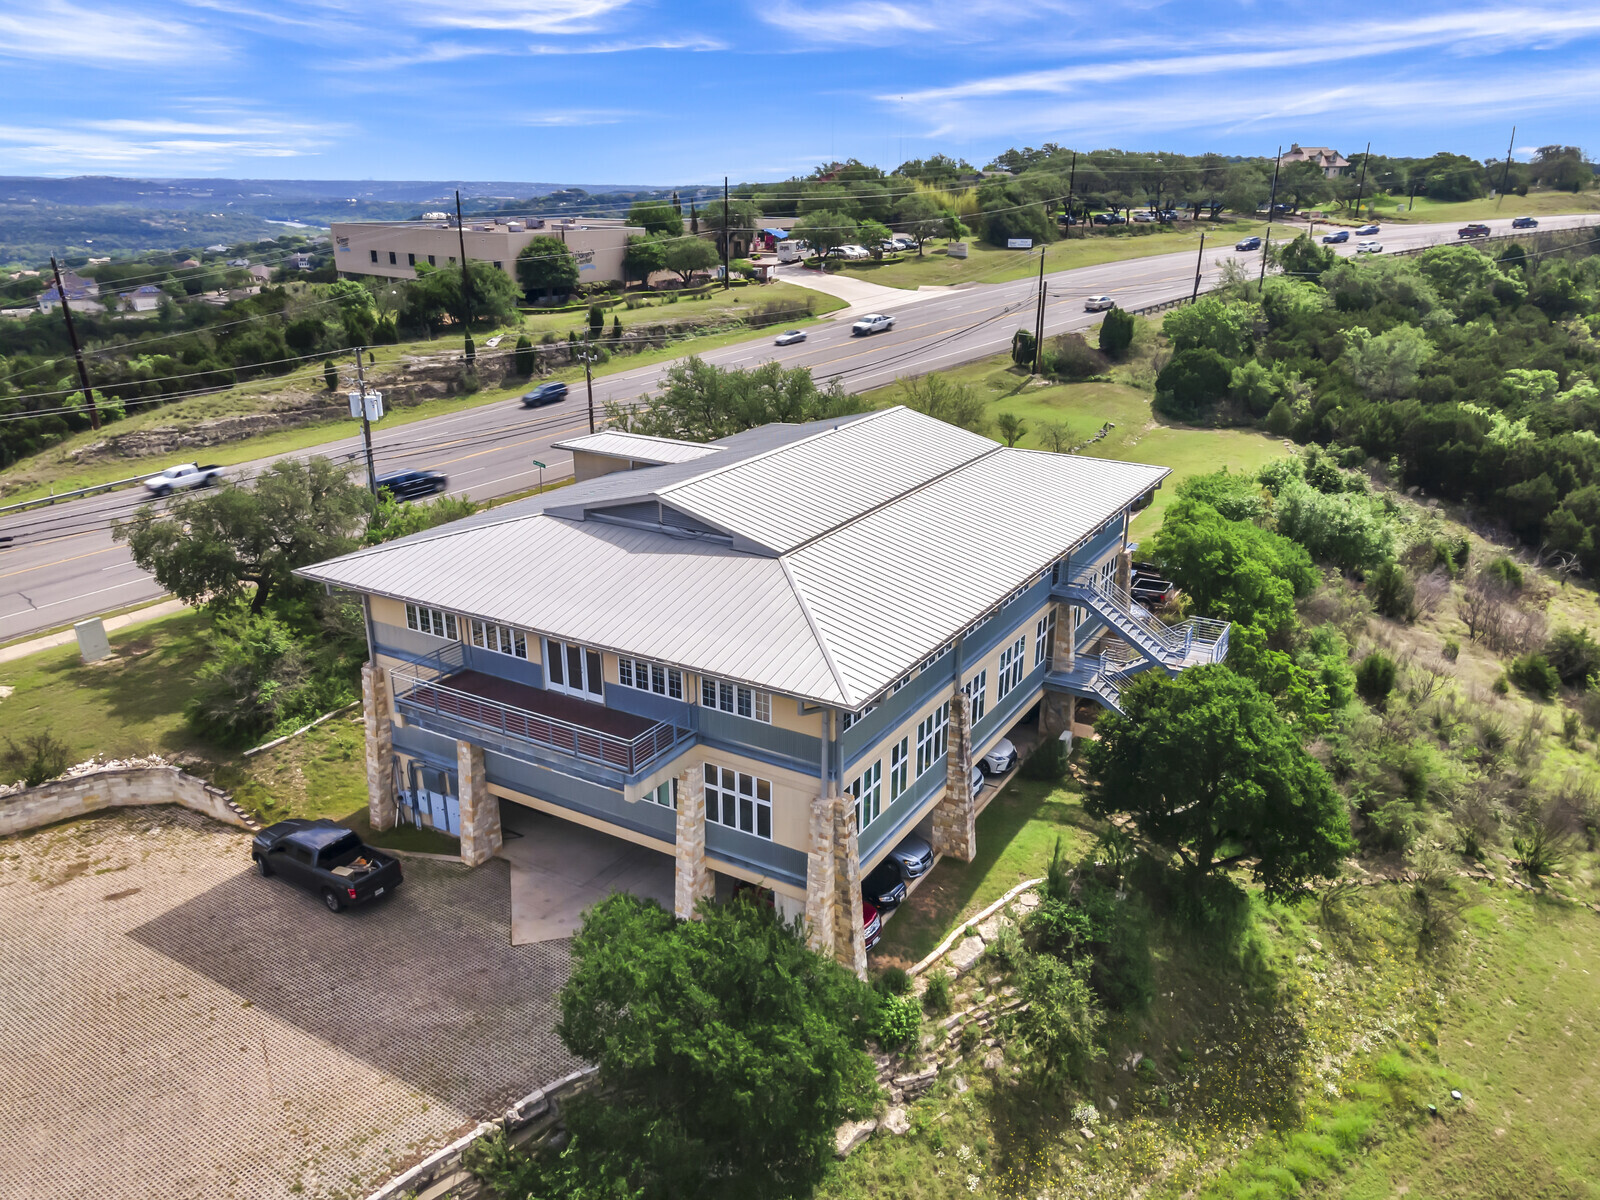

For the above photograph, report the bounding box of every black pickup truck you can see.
[251,819,402,912]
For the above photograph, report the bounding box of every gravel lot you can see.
[0,807,578,1200]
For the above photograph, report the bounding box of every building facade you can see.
[1277,144,1352,180]
[330,217,642,290]
[299,409,1227,971]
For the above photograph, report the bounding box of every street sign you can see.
[1007,238,1033,249]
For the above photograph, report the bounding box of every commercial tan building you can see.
[331,216,642,290]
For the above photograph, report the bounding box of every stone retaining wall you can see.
[0,766,258,838]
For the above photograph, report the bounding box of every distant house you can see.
[248,264,272,282]
[37,287,103,314]
[227,258,250,268]
[288,253,313,270]
[205,244,229,253]
[87,256,110,265]
[1278,144,1351,180]
[128,285,164,312]
[178,258,201,270]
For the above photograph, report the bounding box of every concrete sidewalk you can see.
[774,263,959,319]
[0,597,184,664]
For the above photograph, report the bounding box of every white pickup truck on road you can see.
[142,462,225,496]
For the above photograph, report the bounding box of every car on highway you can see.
[1356,224,1381,235]
[851,313,895,336]
[519,381,568,407]
[142,462,224,496]
[861,859,908,910]
[1084,295,1115,312]
[1322,230,1350,244]
[252,819,403,912]
[773,329,807,346]
[1459,223,1491,239]
[1357,241,1384,254]
[375,469,447,502]
[981,737,1017,775]
[1235,236,1262,251]
[1512,216,1539,229]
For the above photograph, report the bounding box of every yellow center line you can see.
[430,420,593,468]
[0,542,120,581]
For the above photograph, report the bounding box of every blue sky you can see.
[0,0,1596,183]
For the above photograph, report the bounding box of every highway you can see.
[2,213,1593,643]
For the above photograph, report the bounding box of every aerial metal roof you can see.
[551,430,726,466]
[300,409,1168,708]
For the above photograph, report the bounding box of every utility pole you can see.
[352,346,377,495]
[582,339,596,434]
[721,176,731,291]
[1031,248,1047,374]
[49,256,100,430]
[1351,141,1371,221]
[1259,145,1282,294]
[454,190,473,357]
[1064,151,1077,238]
[1190,232,1207,302]
[1498,125,1517,207]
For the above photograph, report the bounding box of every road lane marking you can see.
[0,544,122,582]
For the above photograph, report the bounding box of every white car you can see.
[851,313,895,336]
[969,764,985,801]
[1131,211,1157,223]
[1357,240,1384,254]
[142,462,225,496]
[1084,295,1115,312]
[981,737,1017,775]
[773,329,807,346]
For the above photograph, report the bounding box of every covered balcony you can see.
[390,645,691,782]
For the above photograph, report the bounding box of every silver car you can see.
[774,329,807,346]
[1084,295,1114,312]
[886,833,934,881]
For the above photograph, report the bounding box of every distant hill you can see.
[0,176,663,266]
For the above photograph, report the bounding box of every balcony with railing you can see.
[389,644,692,782]
[1055,563,1229,670]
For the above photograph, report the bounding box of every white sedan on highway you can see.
[851,313,895,336]
[773,329,807,346]
[1357,240,1384,254]
[1084,295,1115,312]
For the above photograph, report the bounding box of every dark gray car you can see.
[520,381,569,407]
[885,833,934,881]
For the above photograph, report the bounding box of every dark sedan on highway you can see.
[520,381,569,407]
[375,469,447,502]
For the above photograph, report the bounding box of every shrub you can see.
[1011,327,1036,368]
[1485,555,1524,590]
[1442,638,1460,662]
[1544,627,1600,687]
[1154,347,1232,421]
[1365,561,1416,621]
[1,729,72,787]
[1042,332,1107,381]
[1355,651,1397,708]
[921,971,952,1015]
[1020,736,1066,781]
[1015,952,1105,1085]
[874,966,910,995]
[512,334,534,376]
[1512,814,1569,880]
[1508,652,1561,700]
[874,992,921,1048]
[322,358,336,390]
[1098,306,1135,359]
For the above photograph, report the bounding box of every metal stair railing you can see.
[1067,564,1186,658]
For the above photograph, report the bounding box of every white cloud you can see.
[0,1,210,65]
[391,0,638,33]
[526,34,725,53]
[520,109,635,125]
[756,0,1080,43]
[0,111,338,171]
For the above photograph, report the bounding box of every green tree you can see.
[112,456,370,615]
[609,356,864,442]
[1014,952,1104,1086]
[516,235,580,299]
[893,191,944,253]
[1161,297,1253,360]
[513,333,534,376]
[898,372,991,435]
[1098,305,1135,359]
[1365,560,1416,621]
[1278,233,1336,280]
[1083,666,1352,900]
[1154,347,1233,421]
[622,234,669,286]
[995,411,1027,446]
[792,209,858,266]
[322,358,337,390]
[662,237,719,286]
[1221,164,1269,216]
[1149,497,1317,632]
[1339,324,1433,401]
[1354,651,1397,708]
[699,198,762,254]
[554,893,878,1198]
[626,201,682,236]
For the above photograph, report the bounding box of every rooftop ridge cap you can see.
[778,558,854,710]
[556,430,726,451]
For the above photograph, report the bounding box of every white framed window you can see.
[839,702,879,733]
[890,674,911,695]
[915,701,950,778]
[644,778,677,809]
[963,669,988,723]
[919,643,952,674]
[850,760,882,831]
[618,656,683,700]
[997,635,1027,700]
[701,677,771,723]
[703,763,772,840]
[1035,609,1057,667]
[406,603,457,641]
[889,737,908,800]
[470,619,527,659]
[1073,604,1087,630]
[545,638,603,700]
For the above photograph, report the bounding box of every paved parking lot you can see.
[0,807,579,1200]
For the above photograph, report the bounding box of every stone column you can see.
[1116,547,1133,595]
[362,662,396,833]
[831,799,866,978]
[456,740,501,867]
[804,792,838,958]
[674,761,713,920]
[1048,601,1076,675]
[932,691,978,862]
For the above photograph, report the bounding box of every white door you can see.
[544,638,605,701]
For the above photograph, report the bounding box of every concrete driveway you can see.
[0,807,579,1200]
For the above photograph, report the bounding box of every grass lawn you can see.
[829,222,1270,290]
[0,284,847,502]
[0,609,457,855]
[1374,189,1600,224]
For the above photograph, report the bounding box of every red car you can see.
[1458,223,1491,239]
[863,901,882,951]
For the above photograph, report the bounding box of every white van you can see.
[777,239,809,263]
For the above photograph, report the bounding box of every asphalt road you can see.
[3,213,1592,642]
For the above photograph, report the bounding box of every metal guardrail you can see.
[0,472,148,517]
[390,656,686,775]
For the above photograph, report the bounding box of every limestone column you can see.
[932,691,978,862]
[831,798,866,978]
[362,662,396,832]
[674,761,713,919]
[1042,601,1077,737]
[456,740,501,866]
[804,792,838,958]
[1116,547,1133,595]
